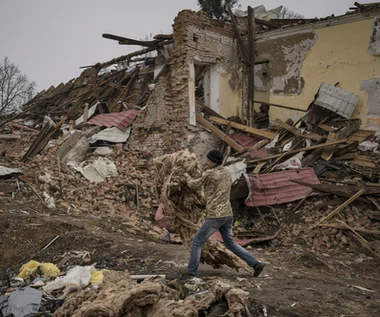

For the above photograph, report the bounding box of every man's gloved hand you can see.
[183,172,190,184]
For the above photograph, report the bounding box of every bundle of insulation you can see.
[154,150,251,272]
[53,270,252,317]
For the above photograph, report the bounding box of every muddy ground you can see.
[1,201,380,317]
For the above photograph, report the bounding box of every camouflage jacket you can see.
[187,166,233,219]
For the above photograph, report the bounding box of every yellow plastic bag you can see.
[90,270,104,285]
[18,260,40,279]
[39,263,60,278]
[18,260,60,279]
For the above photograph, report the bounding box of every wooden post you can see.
[226,6,249,65]
[196,115,245,152]
[69,120,74,133]
[248,6,256,127]
[83,105,89,124]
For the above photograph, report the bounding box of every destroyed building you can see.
[1,2,380,316]
[2,3,379,159]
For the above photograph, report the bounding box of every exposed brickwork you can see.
[129,10,238,157]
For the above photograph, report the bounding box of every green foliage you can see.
[197,0,239,20]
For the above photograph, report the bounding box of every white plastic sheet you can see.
[90,126,131,144]
[226,161,248,184]
[44,266,96,292]
[73,157,118,183]
[0,166,21,177]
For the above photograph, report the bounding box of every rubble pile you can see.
[27,148,153,215]
[0,3,379,277]
[53,270,251,317]
[1,262,252,317]
[154,150,251,272]
[0,137,162,236]
[199,95,380,257]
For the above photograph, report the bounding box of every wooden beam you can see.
[227,5,249,65]
[103,33,158,48]
[0,134,21,140]
[130,57,156,63]
[254,60,270,65]
[86,48,157,71]
[318,223,380,236]
[208,116,276,139]
[274,119,324,141]
[255,18,279,29]
[354,2,364,8]
[196,115,245,152]
[292,192,312,213]
[55,131,82,160]
[248,139,347,163]
[200,106,225,119]
[253,100,308,112]
[153,34,173,40]
[248,6,256,127]
[346,231,380,259]
[119,40,174,47]
[312,188,365,228]
[290,180,373,204]
[318,123,337,133]
[8,123,40,133]
[322,119,361,161]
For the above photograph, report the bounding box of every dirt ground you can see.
[1,200,380,317]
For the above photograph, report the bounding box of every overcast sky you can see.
[0,0,355,91]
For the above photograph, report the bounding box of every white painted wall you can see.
[209,64,220,114]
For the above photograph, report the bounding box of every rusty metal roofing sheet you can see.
[230,131,262,149]
[88,110,139,131]
[242,149,269,159]
[315,82,359,119]
[245,167,320,207]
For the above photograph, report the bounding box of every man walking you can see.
[181,150,265,279]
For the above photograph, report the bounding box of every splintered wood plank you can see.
[318,223,380,236]
[253,162,266,174]
[274,119,323,141]
[353,155,376,168]
[322,131,338,160]
[248,6,256,126]
[291,180,371,203]
[312,188,365,228]
[196,115,245,152]
[292,191,312,212]
[249,140,347,163]
[0,134,21,140]
[208,116,277,139]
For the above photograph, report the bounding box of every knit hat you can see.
[207,150,223,165]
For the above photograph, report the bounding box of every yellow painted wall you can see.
[257,19,380,126]
[218,73,242,118]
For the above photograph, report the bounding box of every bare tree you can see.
[279,6,305,19]
[0,57,36,116]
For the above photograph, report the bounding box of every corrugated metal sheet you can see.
[315,82,359,119]
[88,110,139,131]
[245,168,320,207]
[242,149,269,159]
[230,131,262,149]
[347,129,376,143]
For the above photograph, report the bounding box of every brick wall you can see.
[129,10,238,157]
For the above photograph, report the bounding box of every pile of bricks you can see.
[1,134,165,239]
[272,198,380,255]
